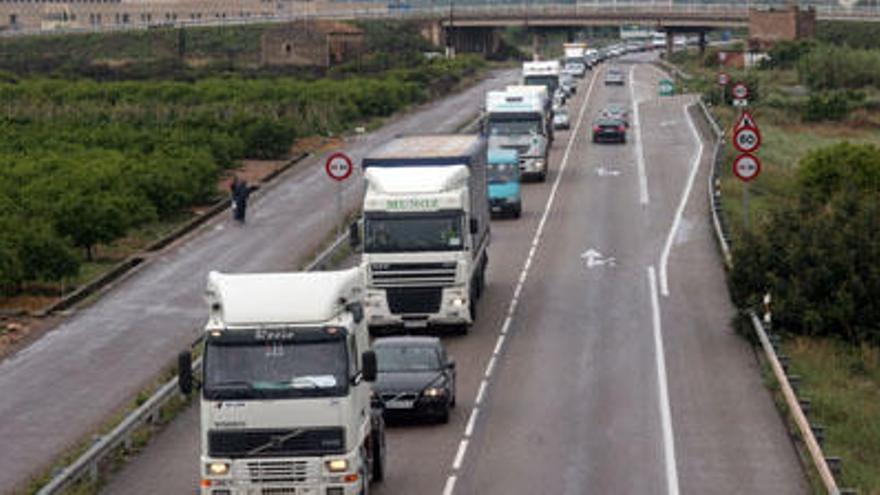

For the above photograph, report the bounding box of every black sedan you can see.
[592,118,627,144]
[373,336,456,423]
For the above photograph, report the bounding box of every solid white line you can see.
[475,379,488,405]
[648,266,680,495]
[629,65,650,206]
[443,69,601,495]
[452,439,469,471]
[442,475,457,495]
[659,104,705,297]
[465,408,479,438]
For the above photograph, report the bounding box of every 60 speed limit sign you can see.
[733,126,762,153]
[733,153,761,182]
[325,152,353,182]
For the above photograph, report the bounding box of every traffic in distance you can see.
[176,39,660,495]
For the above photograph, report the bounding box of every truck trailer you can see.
[353,134,490,334]
[178,268,386,495]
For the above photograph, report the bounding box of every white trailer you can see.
[178,268,386,495]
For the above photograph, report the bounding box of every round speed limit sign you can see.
[733,153,761,182]
[733,126,761,153]
[325,152,353,182]
[732,82,749,100]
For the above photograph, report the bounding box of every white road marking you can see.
[465,408,479,438]
[452,439,469,470]
[493,334,506,356]
[659,104,705,297]
[628,65,650,206]
[475,380,488,405]
[443,68,601,493]
[648,266,680,495]
[442,475,457,495]
[580,248,617,268]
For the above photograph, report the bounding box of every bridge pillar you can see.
[699,31,707,55]
[666,30,674,59]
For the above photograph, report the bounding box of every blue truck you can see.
[487,148,522,218]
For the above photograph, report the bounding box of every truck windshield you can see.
[488,163,518,184]
[524,75,558,94]
[364,212,464,253]
[204,336,348,400]
[488,117,542,136]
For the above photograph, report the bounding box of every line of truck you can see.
[175,52,595,494]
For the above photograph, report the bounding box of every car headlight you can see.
[326,459,349,472]
[207,462,230,476]
[424,387,446,397]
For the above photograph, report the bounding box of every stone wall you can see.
[748,6,816,50]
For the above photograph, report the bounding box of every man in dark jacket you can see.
[230,176,253,223]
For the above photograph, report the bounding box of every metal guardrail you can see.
[36,220,353,495]
[688,71,850,494]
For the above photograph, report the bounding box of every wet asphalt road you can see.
[0,68,519,493]
[99,55,807,495]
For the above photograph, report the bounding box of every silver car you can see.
[553,109,571,130]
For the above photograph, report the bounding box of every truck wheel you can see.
[513,205,522,219]
[370,431,385,482]
[539,170,548,182]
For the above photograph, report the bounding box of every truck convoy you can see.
[487,148,522,218]
[178,268,386,495]
[562,42,588,77]
[354,134,490,334]
[486,86,552,181]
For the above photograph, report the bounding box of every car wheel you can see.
[438,405,450,424]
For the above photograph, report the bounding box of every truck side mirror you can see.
[349,221,361,249]
[346,302,364,324]
[446,359,456,371]
[178,350,193,395]
[362,350,377,382]
[469,218,478,235]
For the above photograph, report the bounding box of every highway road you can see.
[0,68,519,492]
[101,54,807,495]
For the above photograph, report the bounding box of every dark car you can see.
[604,68,625,86]
[374,336,456,423]
[601,104,630,127]
[592,118,627,144]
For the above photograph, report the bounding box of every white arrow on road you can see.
[596,167,622,177]
[580,248,617,268]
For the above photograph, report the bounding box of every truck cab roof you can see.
[205,268,363,327]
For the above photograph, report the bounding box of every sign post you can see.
[325,152,354,235]
[730,107,761,230]
[717,72,729,105]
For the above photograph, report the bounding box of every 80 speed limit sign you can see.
[733,126,761,153]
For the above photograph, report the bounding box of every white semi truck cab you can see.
[178,268,386,495]
[352,134,490,334]
[523,60,561,96]
[486,86,551,181]
[563,42,588,77]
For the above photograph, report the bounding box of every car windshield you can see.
[365,212,464,253]
[488,118,542,136]
[488,163,518,184]
[376,345,441,372]
[204,337,348,400]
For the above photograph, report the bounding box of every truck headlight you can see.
[326,459,349,473]
[424,387,446,397]
[535,159,545,170]
[451,297,466,307]
[207,462,230,476]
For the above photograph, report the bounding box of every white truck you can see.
[486,86,551,181]
[178,268,386,495]
[562,42,588,77]
[522,60,561,96]
[352,134,490,334]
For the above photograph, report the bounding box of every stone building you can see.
[260,20,364,67]
[748,5,816,50]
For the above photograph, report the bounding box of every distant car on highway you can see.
[604,67,625,86]
[592,117,627,144]
[374,336,456,423]
[601,104,630,127]
[553,108,571,130]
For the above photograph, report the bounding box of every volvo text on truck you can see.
[178,268,386,495]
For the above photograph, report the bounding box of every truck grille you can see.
[501,144,529,155]
[233,459,317,484]
[208,427,345,458]
[386,287,442,315]
[262,489,298,495]
[370,262,456,288]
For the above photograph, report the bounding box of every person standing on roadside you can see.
[230,175,253,223]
